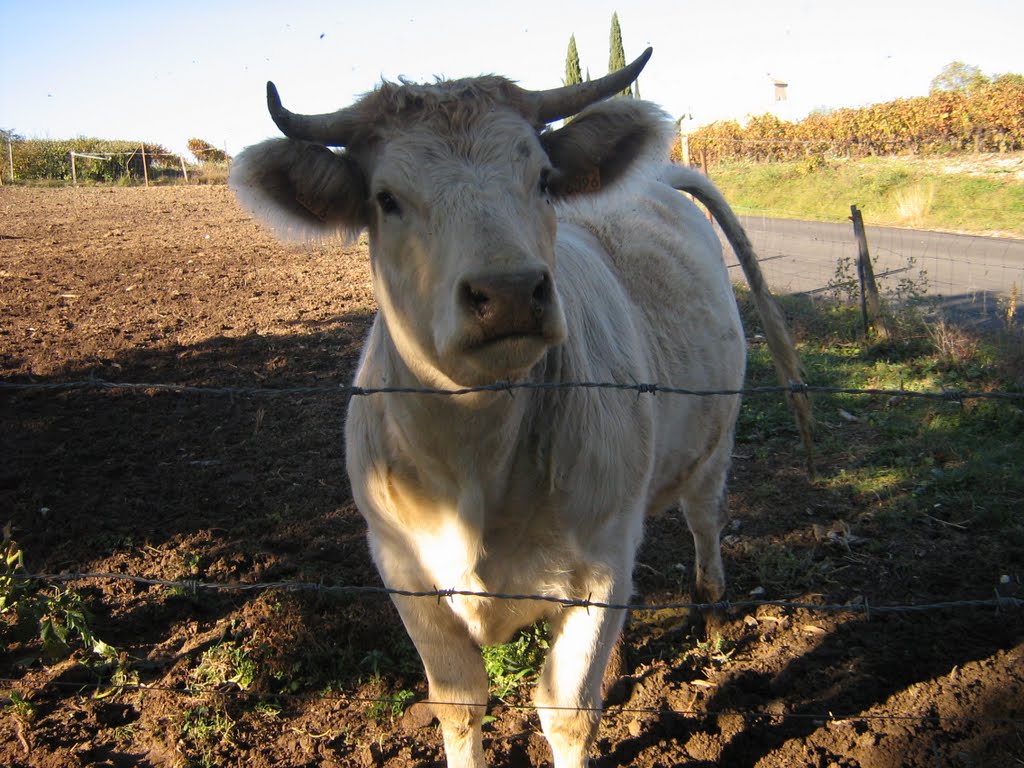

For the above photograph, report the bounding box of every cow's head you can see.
[231,48,669,387]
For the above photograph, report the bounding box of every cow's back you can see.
[553,169,746,511]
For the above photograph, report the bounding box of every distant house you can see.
[766,73,800,121]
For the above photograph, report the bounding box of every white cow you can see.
[231,48,809,768]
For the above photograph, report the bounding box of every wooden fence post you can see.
[850,204,890,339]
[4,133,12,184]
[70,152,77,186]
[700,148,712,222]
[140,144,150,187]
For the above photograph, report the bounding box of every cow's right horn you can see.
[266,82,361,147]
[528,47,653,124]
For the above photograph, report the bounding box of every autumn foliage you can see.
[679,75,1024,164]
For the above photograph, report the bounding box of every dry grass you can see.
[893,182,936,228]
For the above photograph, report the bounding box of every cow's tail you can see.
[661,164,814,474]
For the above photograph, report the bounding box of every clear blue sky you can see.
[4,0,1022,159]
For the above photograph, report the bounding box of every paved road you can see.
[722,216,1024,326]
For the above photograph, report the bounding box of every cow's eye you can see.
[376,190,401,216]
[538,168,552,197]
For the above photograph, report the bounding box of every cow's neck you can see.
[377,327,557,500]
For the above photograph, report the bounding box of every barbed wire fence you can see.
[16,569,1024,616]
[3,183,1023,752]
[3,675,1022,729]
[6,566,1022,727]
[3,380,1023,750]
[4,676,1022,735]
[2,378,1022,402]
[4,375,1022,618]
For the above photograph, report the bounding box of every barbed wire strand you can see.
[2,675,1022,728]
[21,571,1023,616]
[2,378,1022,402]
[5,381,1022,736]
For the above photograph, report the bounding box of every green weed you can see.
[368,687,416,722]
[181,703,235,767]
[481,623,548,702]
[1,526,118,666]
[191,641,258,691]
[4,690,37,722]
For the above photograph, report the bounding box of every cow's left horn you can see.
[528,47,653,124]
[266,81,361,146]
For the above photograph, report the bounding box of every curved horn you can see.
[529,47,653,124]
[266,81,361,146]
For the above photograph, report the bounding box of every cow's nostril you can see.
[462,283,492,319]
[531,274,550,317]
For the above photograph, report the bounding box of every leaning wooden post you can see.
[180,156,189,183]
[140,144,150,187]
[700,148,712,222]
[70,151,77,186]
[850,204,890,339]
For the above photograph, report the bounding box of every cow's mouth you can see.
[474,330,548,349]
[456,330,556,383]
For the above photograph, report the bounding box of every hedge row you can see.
[676,76,1024,163]
[7,139,182,182]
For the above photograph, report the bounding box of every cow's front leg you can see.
[535,567,631,768]
[389,594,489,767]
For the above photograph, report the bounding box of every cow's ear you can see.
[230,139,368,242]
[540,99,672,198]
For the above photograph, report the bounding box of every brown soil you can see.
[1,185,1021,767]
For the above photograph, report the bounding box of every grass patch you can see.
[709,156,1024,236]
[736,288,1024,530]
[180,704,236,767]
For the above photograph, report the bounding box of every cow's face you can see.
[361,111,565,387]
[230,56,668,387]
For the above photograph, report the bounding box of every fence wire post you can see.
[849,204,891,340]
[140,144,149,187]
[4,132,12,183]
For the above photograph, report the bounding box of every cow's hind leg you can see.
[680,454,730,608]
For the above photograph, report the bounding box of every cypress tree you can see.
[608,12,633,97]
[565,34,582,86]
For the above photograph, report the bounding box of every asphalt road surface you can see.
[724,216,1024,327]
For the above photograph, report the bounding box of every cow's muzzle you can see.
[459,268,553,343]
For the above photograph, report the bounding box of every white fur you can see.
[347,171,744,768]
[236,100,748,768]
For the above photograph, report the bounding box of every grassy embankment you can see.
[714,150,1024,550]
[707,154,1024,239]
